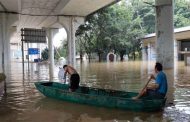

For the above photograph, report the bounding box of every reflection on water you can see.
[0,60,190,122]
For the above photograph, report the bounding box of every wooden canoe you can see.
[35,81,166,112]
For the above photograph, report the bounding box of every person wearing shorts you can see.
[63,65,80,92]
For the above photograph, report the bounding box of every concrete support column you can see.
[59,16,84,67]
[174,40,178,61]
[0,13,11,74]
[37,43,41,59]
[155,0,174,104]
[47,28,58,81]
[178,41,181,60]
[147,43,156,61]
[147,43,151,61]
[155,0,174,68]
[141,43,148,61]
[68,17,76,66]
[0,14,7,73]
[0,23,3,73]
[0,14,18,74]
[174,39,178,73]
[4,26,16,75]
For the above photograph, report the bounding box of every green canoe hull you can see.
[35,81,166,112]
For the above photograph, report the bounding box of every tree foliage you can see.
[41,48,49,61]
[54,39,67,60]
[174,0,190,28]
[74,0,190,62]
[76,1,145,61]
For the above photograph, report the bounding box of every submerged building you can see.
[141,26,190,65]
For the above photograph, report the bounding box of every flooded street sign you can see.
[28,48,40,55]
[21,28,47,79]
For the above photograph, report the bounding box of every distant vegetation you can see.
[75,0,190,62]
[49,0,190,62]
[41,48,49,61]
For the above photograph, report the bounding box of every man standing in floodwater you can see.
[63,65,80,92]
[133,62,168,99]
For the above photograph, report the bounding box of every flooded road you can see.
[0,61,190,122]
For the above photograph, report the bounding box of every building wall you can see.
[142,39,190,64]
[142,42,156,61]
[178,39,190,60]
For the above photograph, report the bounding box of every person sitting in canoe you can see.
[132,62,168,100]
[63,65,80,92]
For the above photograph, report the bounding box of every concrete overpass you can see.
[0,0,118,28]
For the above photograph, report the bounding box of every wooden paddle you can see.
[132,77,152,99]
[141,77,152,92]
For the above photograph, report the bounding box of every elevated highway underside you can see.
[0,0,118,28]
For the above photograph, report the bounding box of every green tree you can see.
[130,0,155,34]
[76,0,145,61]
[131,0,190,33]
[41,48,48,61]
[76,17,97,62]
[76,36,85,62]
[107,1,145,60]
[55,39,67,60]
[174,0,190,28]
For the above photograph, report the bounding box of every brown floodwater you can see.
[0,60,190,122]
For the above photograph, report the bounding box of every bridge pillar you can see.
[141,43,148,61]
[155,0,174,68]
[155,0,174,104]
[0,13,18,74]
[59,16,84,67]
[46,28,59,81]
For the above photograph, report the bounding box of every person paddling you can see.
[132,62,168,99]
